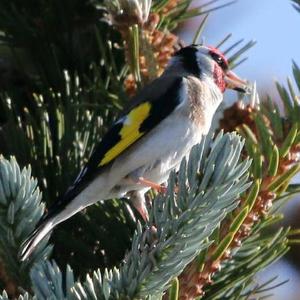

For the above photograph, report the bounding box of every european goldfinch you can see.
[20,45,248,261]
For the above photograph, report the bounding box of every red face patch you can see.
[208,46,228,93]
[213,63,226,93]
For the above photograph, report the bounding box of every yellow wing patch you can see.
[99,102,151,166]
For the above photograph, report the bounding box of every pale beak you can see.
[224,71,250,94]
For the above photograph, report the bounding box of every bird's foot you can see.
[127,190,149,222]
[137,177,167,194]
[137,177,180,194]
[134,203,149,222]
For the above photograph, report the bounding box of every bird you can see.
[19,44,249,261]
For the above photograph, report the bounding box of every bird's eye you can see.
[210,52,228,70]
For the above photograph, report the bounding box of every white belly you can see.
[107,109,203,196]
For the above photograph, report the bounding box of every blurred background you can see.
[180,1,300,299]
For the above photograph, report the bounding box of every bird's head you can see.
[165,44,249,94]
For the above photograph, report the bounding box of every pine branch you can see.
[0,1,110,91]
[0,1,299,299]
[0,156,51,296]
[27,131,250,299]
[202,222,289,299]
[176,57,300,299]
[0,290,31,300]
